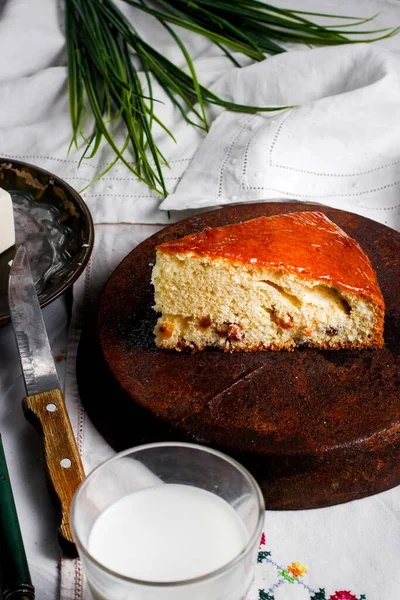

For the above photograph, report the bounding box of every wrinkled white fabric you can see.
[162,43,400,232]
[0,0,400,598]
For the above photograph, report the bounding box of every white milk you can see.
[87,484,251,600]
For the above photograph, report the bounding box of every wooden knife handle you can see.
[22,389,85,557]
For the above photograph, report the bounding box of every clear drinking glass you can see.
[71,442,264,600]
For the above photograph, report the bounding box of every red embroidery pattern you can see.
[249,533,366,600]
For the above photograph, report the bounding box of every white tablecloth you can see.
[1,1,400,599]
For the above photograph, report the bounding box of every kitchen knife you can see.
[8,245,85,556]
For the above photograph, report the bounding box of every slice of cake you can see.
[152,212,384,352]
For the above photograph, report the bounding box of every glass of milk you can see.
[71,442,264,600]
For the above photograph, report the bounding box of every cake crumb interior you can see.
[152,252,381,352]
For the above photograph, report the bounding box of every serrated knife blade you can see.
[8,245,85,556]
[8,245,60,396]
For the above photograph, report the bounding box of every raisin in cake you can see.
[152,211,384,351]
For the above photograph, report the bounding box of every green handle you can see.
[0,434,35,599]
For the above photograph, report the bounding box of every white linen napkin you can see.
[161,42,400,232]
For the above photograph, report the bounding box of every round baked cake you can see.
[77,203,400,510]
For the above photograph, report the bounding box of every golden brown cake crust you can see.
[157,211,385,310]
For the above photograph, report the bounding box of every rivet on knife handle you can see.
[22,389,85,556]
